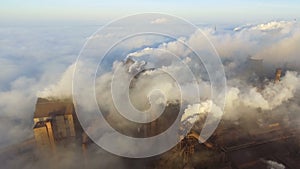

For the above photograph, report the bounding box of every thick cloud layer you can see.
[107,20,300,126]
[0,26,96,148]
[1,20,300,153]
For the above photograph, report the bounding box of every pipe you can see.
[187,131,214,149]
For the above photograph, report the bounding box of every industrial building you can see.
[1,67,299,169]
[33,98,83,154]
[29,68,299,169]
[167,68,300,169]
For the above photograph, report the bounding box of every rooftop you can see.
[33,98,74,118]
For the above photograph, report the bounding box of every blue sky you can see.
[1,0,299,25]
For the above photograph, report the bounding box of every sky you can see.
[1,0,300,25]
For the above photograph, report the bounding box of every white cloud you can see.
[234,20,296,33]
[1,20,300,151]
[150,17,168,24]
[0,26,94,147]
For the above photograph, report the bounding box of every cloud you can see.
[17,21,300,131]
[0,76,38,147]
[151,17,168,24]
[121,20,300,125]
[0,26,95,148]
[37,64,75,99]
[0,20,300,168]
[234,20,295,32]
[223,71,300,118]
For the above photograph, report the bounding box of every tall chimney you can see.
[82,132,88,168]
[275,68,282,83]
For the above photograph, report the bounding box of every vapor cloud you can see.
[37,20,300,133]
[1,20,300,168]
[0,26,95,148]
[266,160,286,169]
[151,17,168,24]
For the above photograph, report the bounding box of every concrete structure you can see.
[33,98,82,153]
[33,121,56,153]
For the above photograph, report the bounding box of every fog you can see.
[0,20,300,168]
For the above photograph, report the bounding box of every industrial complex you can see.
[28,67,300,169]
[0,67,299,169]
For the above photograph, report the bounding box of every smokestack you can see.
[82,132,88,169]
[82,132,88,153]
[275,68,282,83]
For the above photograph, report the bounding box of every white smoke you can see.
[181,100,223,125]
[35,20,300,129]
[0,19,300,169]
[95,59,199,117]
[36,64,75,100]
[120,20,300,127]
[266,160,285,169]
[208,20,300,74]
[225,71,299,111]
[37,20,300,100]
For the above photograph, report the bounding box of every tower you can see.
[275,68,282,83]
[33,98,82,153]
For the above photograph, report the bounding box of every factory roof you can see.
[33,97,74,118]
